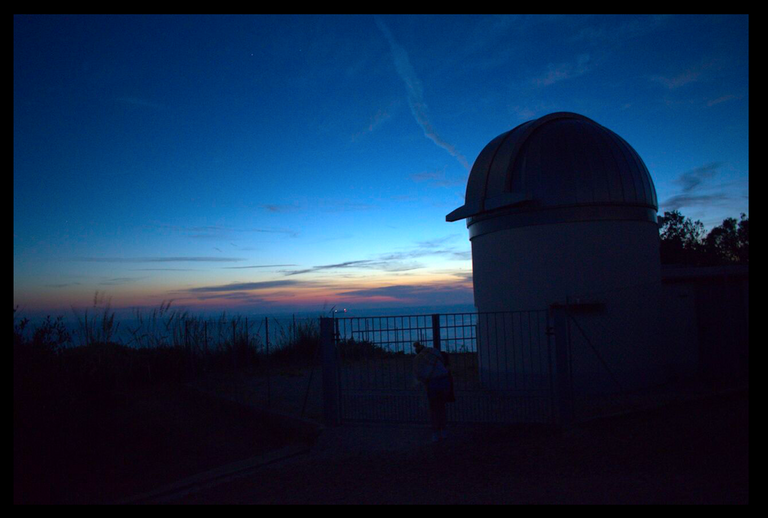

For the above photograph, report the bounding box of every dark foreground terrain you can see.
[13,383,314,504]
[179,389,748,504]
[15,379,748,504]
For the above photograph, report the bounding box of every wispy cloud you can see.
[338,283,473,305]
[351,100,400,142]
[184,280,302,293]
[284,260,381,277]
[706,94,740,107]
[410,169,465,188]
[260,204,301,213]
[158,223,299,240]
[661,193,734,212]
[98,277,146,286]
[650,57,724,90]
[130,268,202,272]
[660,162,740,213]
[71,256,245,263]
[222,264,297,270]
[44,282,82,289]
[379,235,467,262]
[283,235,468,277]
[318,200,376,213]
[375,17,470,171]
[530,54,593,87]
[674,162,723,193]
[571,15,670,46]
[180,292,272,303]
[508,101,558,123]
[414,235,462,249]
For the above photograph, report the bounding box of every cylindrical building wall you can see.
[471,217,663,393]
[471,218,661,313]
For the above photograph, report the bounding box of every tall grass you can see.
[15,296,405,395]
[269,317,321,363]
[13,300,308,505]
[15,297,331,386]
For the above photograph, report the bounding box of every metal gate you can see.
[321,311,564,425]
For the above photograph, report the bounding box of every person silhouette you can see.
[412,341,451,441]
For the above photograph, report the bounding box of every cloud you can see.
[284,260,380,276]
[130,268,202,272]
[650,57,724,90]
[283,233,468,276]
[508,101,558,123]
[261,204,301,213]
[570,15,670,46]
[414,235,463,249]
[72,256,245,263]
[184,280,302,293]
[338,283,473,305]
[183,292,271,303]
[530,54,593,87]
[157,223,299,240]
[379,235,467,262]
[318,200,376,213]
[222,264,297,270]
[674,162,723,193]
[351,101,399,142]
[374,17,470,171]
[44,282,82,289]
[660,162,743,214]
[281,235,469,277]
[706,94,739,107]
[98,277,146,286]
[410,169,465,188]
[661,193,734,212]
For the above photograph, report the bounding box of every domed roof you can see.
[446,112,658,222]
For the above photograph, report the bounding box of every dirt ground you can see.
[176,388,748,504]
[17,364,746,504]
[13,382,315,504]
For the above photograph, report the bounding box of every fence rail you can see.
[325,310,563,425]
[18,301,681,427]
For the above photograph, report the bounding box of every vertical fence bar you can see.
[232,319,237,369]
[204,321,208,352]
[552,304,574,425]
[321,317,340,426]
[265,317,271,408]
[431,314,441,351]
[546,311,556,422]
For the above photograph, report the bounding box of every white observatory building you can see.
[447,112,665,393]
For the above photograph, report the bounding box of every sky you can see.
[13,14,749,316]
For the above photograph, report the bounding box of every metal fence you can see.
[323,310,563,425]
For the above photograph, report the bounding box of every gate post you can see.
[321,317,340,426]
[431,314,442,351]
[551,304,575,425]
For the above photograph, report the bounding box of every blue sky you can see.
[13,14,749,315]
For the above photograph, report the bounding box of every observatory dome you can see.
[449,112,664,394]
[446,112,658,234]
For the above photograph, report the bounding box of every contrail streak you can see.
[375,17,470,171]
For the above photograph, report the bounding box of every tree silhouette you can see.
[658,210,707,265]
[658,210,749,266]
[705,213,749,264]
